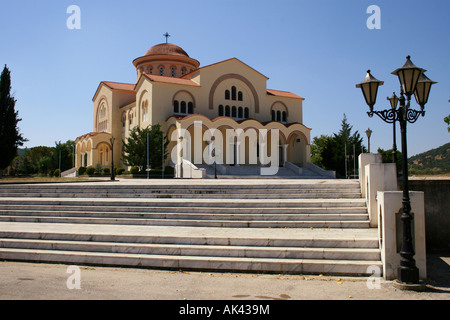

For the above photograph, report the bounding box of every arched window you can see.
[271,110,276,121]
[225,90,230,100]
[238,107,243,119]
[282,111,287,123]
[238,91,243,101]
[122,113,126,133]
[181,67,187,76]
[173,100,179,113]
[148,66,153,74]
[171,67,176,77]
[277,111,281,122]
[218,105,224,117]
[225,105,230,117]
[180,101,186,114]
[142,100,148,122]
[188,102,194,114]
[244,107,249,119]
[231,86,237,100]
[97,103,108,132]
[159,66,164,76]
[231,106,237,118]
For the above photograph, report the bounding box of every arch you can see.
[95,96,110,132]
[209,73,260,113]
[172,90,196,109]
[270,101,289,117]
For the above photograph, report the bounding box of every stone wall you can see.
[403,178,450,252]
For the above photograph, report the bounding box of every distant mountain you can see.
[408,142,450,174]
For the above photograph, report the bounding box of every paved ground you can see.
[0,254,448,301]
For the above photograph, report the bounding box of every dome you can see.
[144,43,190,58]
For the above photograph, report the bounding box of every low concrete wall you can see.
[404,178,450,252]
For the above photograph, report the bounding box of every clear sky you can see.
[1,0,449,157]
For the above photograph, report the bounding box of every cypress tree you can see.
[0,65,27,177]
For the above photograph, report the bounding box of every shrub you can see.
[103,167,110,175]
[78,166,87,175]
[53,169,60,177]
[86,167,96,176]
[115,167,125,175]
[130,166,139,174]
[95,163,103,175]
[48,170,53,177]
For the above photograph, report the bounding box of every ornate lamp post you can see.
[365,128,372,153]
[110,136,115,181]
[387,93,399,165]
[356,56,436,288]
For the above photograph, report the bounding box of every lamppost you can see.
[110,136,115,181]
[387,93,399,165]
[356,56,436,288]
[365,128,372,153]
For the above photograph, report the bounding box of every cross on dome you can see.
[163,32,171,44]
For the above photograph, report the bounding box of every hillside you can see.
[408,142,450,175]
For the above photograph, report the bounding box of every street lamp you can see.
[356,56,436,289]
[110,136,115,181]
[365,128,372,153]
[387,93,399,165]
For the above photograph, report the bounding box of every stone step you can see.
[0,183,361,191]
[0,210,369,221]
[0,223,379,249]
[0,198,367,208]
[0,204,368,214]
[0,191,362,199]
[0,239,381,261]
[0,222,380,275]
[0,247,381,275]
[0,215,370,228]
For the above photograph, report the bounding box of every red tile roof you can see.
[267,89,304,100]
[102,81,136,92]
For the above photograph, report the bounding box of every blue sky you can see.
[1,0,449,157]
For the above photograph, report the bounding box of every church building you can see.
[75,39,313,177]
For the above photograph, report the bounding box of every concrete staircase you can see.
[196,164,325,179]
[0,180,381,276]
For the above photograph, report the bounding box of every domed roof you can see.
[144,43,190,58]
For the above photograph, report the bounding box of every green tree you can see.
[377,148,402,175]
[445,99,450,132]
[311,114,366,178]
[51,140,75,173]
[122,124,169,170]
[0,65,27,177]
[310,135,333,168]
